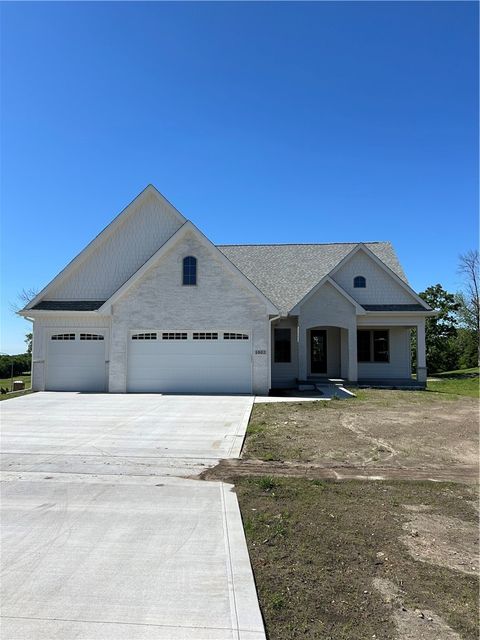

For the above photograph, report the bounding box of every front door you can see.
[310,330,327,374]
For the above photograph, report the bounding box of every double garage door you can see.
[45,329,252,393]
[127,330,252,394]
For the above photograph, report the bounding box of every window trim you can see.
[357,329,390,363]
[182,255,197,286]
[353,275,366,288]
[274,327,292,364]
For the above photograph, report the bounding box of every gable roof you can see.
[24,185,186,310]
[98,221,279,314]
[217,242,408,315]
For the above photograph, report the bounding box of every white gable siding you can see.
[300,281,356,329]
[108,231,270,394]
[48,193,184,300]
[332,251,416,305]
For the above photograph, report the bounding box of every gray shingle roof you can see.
[363,304,425,312]
[217,242,407,313]
[32,301,105,311]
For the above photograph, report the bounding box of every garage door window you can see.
[162,332,188,340]
[132,332,157,340]
[80,333,104,340]
[193,332,218,340]
[51,333,75,340]
[223,333,249,340]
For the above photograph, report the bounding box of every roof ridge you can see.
[217,241,387,247]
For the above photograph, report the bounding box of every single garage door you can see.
[127,330,252,393]
[46,332,107,392]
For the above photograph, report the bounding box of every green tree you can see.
[419,284,459,373]
[456,249,479,366]
[25,333,33,355]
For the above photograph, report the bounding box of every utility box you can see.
[12,380,25,391]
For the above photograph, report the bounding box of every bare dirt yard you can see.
[242,390,479,473]
[200,389,479,640]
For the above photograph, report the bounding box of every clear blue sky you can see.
[1,1,478,354]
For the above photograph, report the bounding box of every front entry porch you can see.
[270,317,427,390]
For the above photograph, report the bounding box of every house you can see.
[20,185,434,395]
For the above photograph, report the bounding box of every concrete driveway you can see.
[1,393,265,640]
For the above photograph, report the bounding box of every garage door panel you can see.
[127,331,252,394]
[46,333,106,392]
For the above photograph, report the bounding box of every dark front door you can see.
[311,330,327,374]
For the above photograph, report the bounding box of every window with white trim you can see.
[223,333,249,340]
[80,333,104,341]
[192,332,218,340]
[131,332,157,340]
[162,332,188,340]
[51,333,75,340]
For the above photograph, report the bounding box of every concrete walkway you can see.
[1,393,265,640]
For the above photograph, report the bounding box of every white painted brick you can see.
[108,231,270,394]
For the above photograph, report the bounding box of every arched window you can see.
[353,275,366,288]
[183,256,197,285]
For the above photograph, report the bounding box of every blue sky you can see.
[1,1,478,354]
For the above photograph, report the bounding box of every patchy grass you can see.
[434,367,479,378]
[234,477,479,640]
[244,390,478,469]
[0,374,31,391]
[427,368,479,398]
[0,374,32,400]
[0,388,34,402]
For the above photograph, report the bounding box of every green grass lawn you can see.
[0,374,31,391]
[235,477,479,640]
[428,367,479,398]
[0,374,32,401]
[434,367,479,378]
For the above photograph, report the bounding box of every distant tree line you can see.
[0,353,31,379]
[418,250,479,373]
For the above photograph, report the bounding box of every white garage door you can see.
[46,332,107,392]
[127,330,252,393]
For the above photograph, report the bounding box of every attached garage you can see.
[127,330,252,393]
[46,331,107,392]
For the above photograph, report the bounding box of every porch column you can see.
[416,319,427,383]
[347,326,358,382]
[298,324,308,380]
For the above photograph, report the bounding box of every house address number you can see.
[255,349,267,355]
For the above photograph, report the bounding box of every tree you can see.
[456,250,479,365]
[10,287,39,313]
[25,333,33,355]
[419,284,460,373]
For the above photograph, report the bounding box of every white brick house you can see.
[20,185,434,394]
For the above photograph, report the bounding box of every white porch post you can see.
[416,319,427,383]
[347,326,358,382]
[298,323,308,380]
